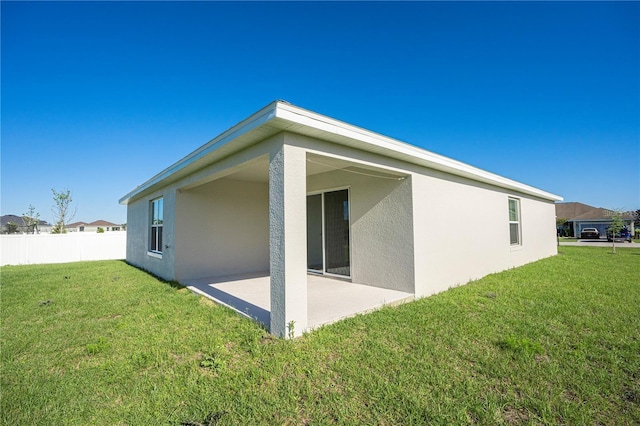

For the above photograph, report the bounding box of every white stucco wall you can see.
[269,142,309,337]
[412,170,557,297]
[174,178,269,280]
[286,131,557,298]
[125,188,176,281]
[124,135,282,282]
[306,169,415,293]
[513,196,558,266]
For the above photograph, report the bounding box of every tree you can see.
[22,204,41,234]
[607,210,625,254]
[6,221,19,234]
[51,188,76,234]
[556,217,569,238]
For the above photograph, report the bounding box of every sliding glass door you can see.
[306,189,350,277]
[323,189,350,276]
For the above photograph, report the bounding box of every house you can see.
[0,215,52,234]
[120,101,562,337]
[555,202,635,237]
[65,220,123,233]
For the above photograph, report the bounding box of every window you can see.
[508,197,521,245]
[150,198,163,253]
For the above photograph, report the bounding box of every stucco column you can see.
[269,142,308,338]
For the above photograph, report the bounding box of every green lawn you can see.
[558,237,578,242]
[2,247,639,425]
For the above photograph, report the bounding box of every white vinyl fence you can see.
[0,232,127,266]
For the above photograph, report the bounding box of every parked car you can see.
[606,226,632,243]
[580,228,600,239]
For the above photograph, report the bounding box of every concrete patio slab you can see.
[183,272,413,332]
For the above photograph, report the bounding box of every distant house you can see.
[555,202,635,237]
[120,100,561,337]
[0,215,52,234]
[65,220,123,233]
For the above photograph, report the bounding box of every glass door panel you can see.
[323,189,350,276]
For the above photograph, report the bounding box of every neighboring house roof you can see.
[1,215,27,227]
[66,220,120,228]
[88,220,120,227]
[119,100,563,205]
[555,202,634,221]
[66,222,89,228]
[1,215,50,227]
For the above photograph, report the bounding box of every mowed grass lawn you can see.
[1,247,639,425]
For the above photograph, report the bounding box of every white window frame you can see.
[508,197,521,246]
[149,197,164,255]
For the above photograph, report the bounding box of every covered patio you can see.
[183,272,414,331]
[174,142,415,336]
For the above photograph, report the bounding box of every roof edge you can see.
[275,103,563,202]
[120,100,562,204]
[119,100,280,204]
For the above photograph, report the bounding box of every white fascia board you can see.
[119,101,280,204]
[275,103,563,202]
[120,100,562,205]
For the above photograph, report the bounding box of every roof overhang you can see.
[119,100,563,205]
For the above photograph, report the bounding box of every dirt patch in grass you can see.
[503,406,530,424]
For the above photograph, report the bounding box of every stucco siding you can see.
[125,188,176,281]
[287,131,557,296]
[174,178,269,281]
[412,171,557,298]
[412,172,506,296]
[512,196,558,267]
[125,197,147,269]
[307,169,415,293]
[124,135,283,281]
[269,142,308,336]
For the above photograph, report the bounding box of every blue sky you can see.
[2,1,638,225]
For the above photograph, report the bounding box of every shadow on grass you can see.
[117,260,271,331]
[118,260,185,290]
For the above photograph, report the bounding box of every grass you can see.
[2,247,639,425]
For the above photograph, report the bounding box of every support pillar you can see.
[269,142,307,337]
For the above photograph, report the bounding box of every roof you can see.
[66,220,120,227]
[0,215,50,227]
[89,220,120,227]
[555,202,635,221]
[120,100,563,205]
[66,222,89,228]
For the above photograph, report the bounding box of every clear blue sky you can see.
[2,1,639,225]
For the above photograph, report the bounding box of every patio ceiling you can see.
[217,152,407,184]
